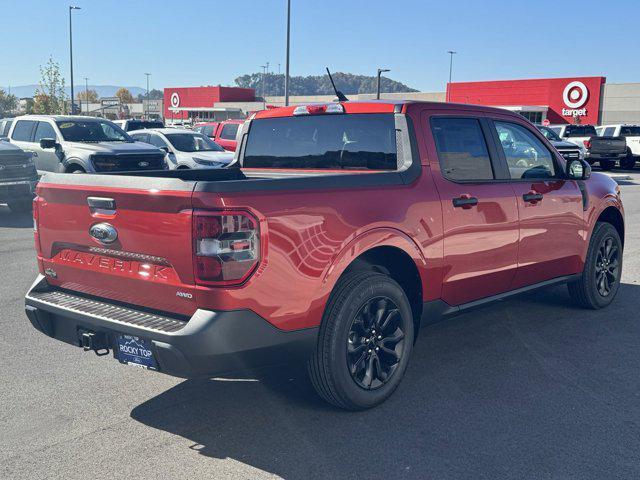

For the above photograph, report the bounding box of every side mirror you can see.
[39,138,57,149]
[567,159,591,180]
[160,146,170,153]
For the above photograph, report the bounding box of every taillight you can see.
[33,196,42,255]
[583,139,592,149]
[193,210,260,286]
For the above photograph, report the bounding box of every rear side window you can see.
[431,117,494,181]
[244,114,398,170]
[620,126,640,136]
[219,123,239,140]
[203,125,215,136]
[565,125,597,137]
[33,121,57,142]
[11,120,37,141]
[1,119,13,136]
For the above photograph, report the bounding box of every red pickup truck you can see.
[25,101,624,410]
[193,119,243,151]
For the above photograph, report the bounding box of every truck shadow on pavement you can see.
[0,205,33,228]
[130,283,640,480]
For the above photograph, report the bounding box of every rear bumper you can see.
[0,179,37,201]
[24,275,318,378]
[586,152,626,160]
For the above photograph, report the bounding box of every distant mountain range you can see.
[1,85,147,99]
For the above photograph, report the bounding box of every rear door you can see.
[35,175,198,316]
[424,112,519,306]
[489,118,585,288]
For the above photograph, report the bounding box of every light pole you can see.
[144,73,151,119]
[261,64,267,109]
[284,0,291,106]
[447,50,457,102]
[84,77,88,115]
[68,5,81,114]
[376,68,390,100]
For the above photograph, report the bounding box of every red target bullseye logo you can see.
[563,81,588,109]
[170,92,180,108]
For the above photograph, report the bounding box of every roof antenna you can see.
[326,67,349,102]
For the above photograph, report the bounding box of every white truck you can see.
[549,124,627,170]
[596,124,640,170]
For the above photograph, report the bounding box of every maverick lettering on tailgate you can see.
[54,250,177,282]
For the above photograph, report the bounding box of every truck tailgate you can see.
[35,174,197,316]
[590,136,627,155]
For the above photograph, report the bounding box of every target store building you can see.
[163,86,258,123]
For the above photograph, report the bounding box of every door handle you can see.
[452,194,478,209]
[523,191,543,203]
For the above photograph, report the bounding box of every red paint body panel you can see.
[448,76,605,125]
[33,101,623,335]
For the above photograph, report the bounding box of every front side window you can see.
[56,119,131,142]
[130,133,149,144]
[33,121,57,142]
[244,113,397,170]
[495,122,556,180]
[165,133,224,152]
[219,123,240,140]
[148,134,169,149]
[203,125,215,137]
[11,120,37,141]
[431,117,494,181]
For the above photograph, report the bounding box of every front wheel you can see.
[308,271,415,410]
[568,222,622,309]
[599,160,615,171]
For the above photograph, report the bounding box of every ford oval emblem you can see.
[138,161,149,167]
[89,222,118,244]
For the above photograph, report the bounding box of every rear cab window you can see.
[243,114,398,170]
[564,125,597,137]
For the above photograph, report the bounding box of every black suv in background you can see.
[0,140,37,212]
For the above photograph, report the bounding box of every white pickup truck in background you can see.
[596,124,640,170]
[550,124,628,170]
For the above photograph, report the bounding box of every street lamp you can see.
[284,0,291,106]
[144,73,151,119]
[261,64,267,109]
[68,5,81,114]
[447,50,457,102]
[376,68,390,100]
[84,77,88,115]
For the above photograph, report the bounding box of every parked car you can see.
[0,140,37,212]
[8,115,167,173]
[112,119,164,132]
[549,124,627,170]
[0,118,14,139]
[129,128,234,169]
[536,125,585,162]
[193,119,243,151]
[595,124,640,170]
[25,101,623,410]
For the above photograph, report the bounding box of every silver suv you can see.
[8,115,167,174]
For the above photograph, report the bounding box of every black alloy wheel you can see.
[594,236,620,297]
[347,297,406,390]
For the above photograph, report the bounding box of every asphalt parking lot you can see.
[1,171,640,480]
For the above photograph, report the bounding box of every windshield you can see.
[165,133,225,152]
[620,126,640,136]
[56,119,132,142]
[565,125,597,137]
[537,126,561,141]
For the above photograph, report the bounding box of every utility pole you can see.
[447,50,457,102]
[144,73,151,119]
[84,77,88,115]
[376,68,390,100]
[69,6,81,114]
[284,0,291,106]
[261,64,267,109]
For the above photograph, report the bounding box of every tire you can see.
[308,270,415,410]
[620,152,635,170]
[7,199,32,213]
[599,160,615,171]
[67,166,86,174]
[568,222,622,309]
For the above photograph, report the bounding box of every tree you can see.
[137,89,163,102]
[33,57,67,114]
[0,89,17,117]
[115,87,134,104]
[77,89,99,103]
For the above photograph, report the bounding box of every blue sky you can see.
[2,0,639,92]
